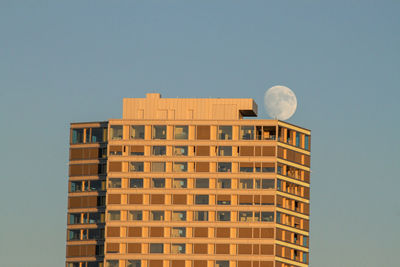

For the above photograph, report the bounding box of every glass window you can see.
[240,126,254,140]
[69,213,80,224]
[172,211,186,221]
[262,179,275,189]
[218,162,231,172]
[217,196,230,205]
[238,211,252,222]
[89,180,103,191]
[69,229,80,240]
[128,211,142,221]
[72,129,84,144]
[173,146,188,156]
[151,211,164,221]
[174,125,188,140]
[89,229,104,240]
[240,164,254,173]
[171,227,186,237]
[195,178,209,188]
[276,212,281,223]
[296,132,300,147]
[218,126,232,140]
[173,178,187,188]
[216,261,229,267]
[130,178,143,188]
[152,146,166,156]
[130,162,144,172]
[108,178,121,189]
[171,243,186,254]
[70,181,82,192]
[127,260,141,267]
[305,135,310,150]
[89,213,103,224]
[106,260,119,267]
[152,125,166,139]
[152,162,166,172]
[91,127,104,143]
[150,243,163,253]
[130,146,144,156]
[130,125,145,139]
[173,162,187,172]
[108,211,120,221]
[152,178,165,188]
[110,125,123,140]
[218,146,232,156]
[303,236,308,246]
[217,179,231,189]
[194,211,208,221]
[261,212,274,222]
[67,263,80,267]
[239,179,253,189]
[217,211,231,221]
[195,195,209,204]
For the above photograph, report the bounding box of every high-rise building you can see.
[66,93,311,267]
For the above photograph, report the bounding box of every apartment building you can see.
[66,93,311,267]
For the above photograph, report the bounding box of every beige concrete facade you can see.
[66,93,311,267]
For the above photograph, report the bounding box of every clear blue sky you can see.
[0,1,399,266]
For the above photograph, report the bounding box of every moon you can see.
[264,85,297,120]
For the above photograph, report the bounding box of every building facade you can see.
[66,93,311,267]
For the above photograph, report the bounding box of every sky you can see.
[0,1,399,266]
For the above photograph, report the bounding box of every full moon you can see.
[264,85,297,120]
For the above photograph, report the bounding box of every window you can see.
[296,132,300,147]
[150,243,163,253]
[194,211,208,221]
[195,195,209,204]
[110,145,123,156]
[216,261,229,267]
[171,227,186,237]
[110,125,123,140]
[152,162,166,172]
[303,236,308,247]
[106,260,118,267]
[303,252,308,263]
[173,178,187,188]
[130,125,145,139]
[130,178,143,188]
[240,163,253,172]
[173,146,188,156]
[69,213,80,224]
[72,129,84,144]
[152,178,165,188]
[172,211,186,221]
[89,229,104,240]
[152,146,166,156]
[128,211,142,221]
[152,125,166,139]
[217,211,231,221]
[89,213,103,224]
[70,181,82,192]
[262,179,275,189]
[173,162,187,172]
[171,243,186,254]
[239,179,253,189]
[174,125,188,140]
[218,146,232,156]
[218,162,231,172]
[261,212,274,222]
[91,127,105,143]
[240,126,254,140]
[217,195,231,205]
[67,263,79,267]
[305,135,310,150]
[130,146,144,156]
[127,260,141,267]
[218,126,232,140]
[239,212,253,222]
[195,178,209,188]
[130,162,144,172]
[89,180,103,191]
[196,125,210,140]
[108,211,120,221]
[108,178,121,189]
[151,211,164,221]
[68,229,80,240]
[217,179,231,189]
